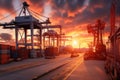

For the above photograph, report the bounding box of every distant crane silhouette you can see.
[87,19,106,53]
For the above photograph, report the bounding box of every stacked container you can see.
[54,47,59,56]
[44,46,55,59]
[36,49,43,57]
[10,46,16,58]
[0,44,10,64]
[18,47,29,59]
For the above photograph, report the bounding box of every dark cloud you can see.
[67,0,84,11]
[116,1,120,16]
[0,33,12,41]
[89,0,112,6]
[52,0,84,11]
[29,0,47,7]
[0,0,119,40]
[85,0,111,20]
[50,0,85,20]
[52,0,66,8]
[0,0,14,11]
[64,0,113,28]
[51,0,119,28]
[62,12,68,18]
[50,0,112,25]
[25,0,117,29]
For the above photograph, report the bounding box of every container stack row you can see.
[0,44,31,64]
[0,44,10,64]
[44,47,59,59]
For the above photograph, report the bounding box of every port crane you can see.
[0,2,62,58]
[87,19,106,53]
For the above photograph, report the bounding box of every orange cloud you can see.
[0,0,115,47]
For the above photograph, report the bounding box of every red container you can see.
[44,47,56,59]
[36,49,42,57]
[23,49,29,59]
[10,46,16,58]
[0,44,10,64]
[37,52,40,57]
[0,54,10,64]
[0,44,10,54]
[18,48,29,59]
[54,47,59,56]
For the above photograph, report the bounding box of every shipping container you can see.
[0,44,10,64]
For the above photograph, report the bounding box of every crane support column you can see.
[15,26,18,50]
[24,28,27,48]
[30,22,36,58]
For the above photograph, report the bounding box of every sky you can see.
[0,0,120,48]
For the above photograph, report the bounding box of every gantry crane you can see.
[0,2,62,58]
[110,0,116,36]
[87,24,97,46]
[87,19,106,53]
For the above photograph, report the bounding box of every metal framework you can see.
[0,2,62,58]
[87,19,105,47]
[60,36,72,46]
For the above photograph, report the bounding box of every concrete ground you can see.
[0,54,109,80]
[67,60,109,80]
[0,54,70,74]
[0,54,75,80]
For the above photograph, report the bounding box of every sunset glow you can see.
[0,1,120,79]
[80,43,89,48]
[72,39,89,48]
[72,40,79,48]
[0,0,119,48]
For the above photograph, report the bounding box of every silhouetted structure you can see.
[0,2,62,58]
[87,19,106,53]
[105,0,120,79]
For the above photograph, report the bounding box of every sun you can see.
[72,39,89,48]
[73,40,77,45]
[72,40,79,48]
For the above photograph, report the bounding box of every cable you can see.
[116,0,120,27]
[118,0,120,27]
[30,11,45,22]
[29,9,50,22]
[29,9,48,18]
[0,3,49,22]
[0,7,22,21]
